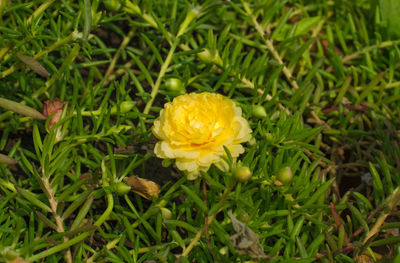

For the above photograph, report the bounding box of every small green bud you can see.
[270,111,280,120]
[103,0,121,12]
[219,247,228,255]
[112,182,131,195]
[252,105,267,119]
[277,166,292,185]
[165,78,185,93]
[234,166,252,182]
[198,48,223,65]
[264,132,274,142]
[240,212,250,222]
[160,207,172,220]
[248,137,256,146]
[158,199,167,208]
[110,101,136,114]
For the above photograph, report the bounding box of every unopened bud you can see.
[248,137,256,146]
[103,0,121,11]
[198,48,223,66]
[112,182,131,195]
[165,78,185,93]
[264,132,274,142]
[277,166,292,185]
[219,247,228,255]
[234,166,252,182]
[43,98,65,127]
[160,207,172,220]
[252,105,267,119]
[110,101,135,114]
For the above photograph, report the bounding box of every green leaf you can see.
[83,0,92,40]
[303,178,335,207]
[15,186,52,213]
[0,98,46,120]
[380,0,400,37]
[181,185,208,212]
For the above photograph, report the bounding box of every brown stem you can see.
[42,178,72,263]
[203,179,217,262]
[242,1,299,90]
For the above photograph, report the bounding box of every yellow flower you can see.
[152,92,252,179]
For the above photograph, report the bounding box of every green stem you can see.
[143,40,178,114]
[326,39,400,73]
[95,158,114,227]
[103,29,136,87]
[180,182,235,257]
[28,231,91,262]
[94,191,113,227]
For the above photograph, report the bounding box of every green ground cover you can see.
[1,0,400,262]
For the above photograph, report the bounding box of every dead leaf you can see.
[114,145,135,154]
[0,153,17,165]
[329,202,343,229]
[355,255,374,263]
[228,210,270,259]
[354,250,382,263]
[15,52,50,78]
[124,176,160,199]
[363,187,400,244]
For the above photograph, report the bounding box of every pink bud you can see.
[43,98,65,127]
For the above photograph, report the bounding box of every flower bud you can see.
[277,166,292,185]
[219,246,228,255]
[112,182,131,195]
[165,78,185,93]
[264,132,274,142]
[252,105,267,119]
[160,207,172,220]
[43,98,65,127]
[240,212,250,222]
[158,199,167,208]
[110,101,136,114]
[234,166,252,182]
[248,137,256,146]
[103,0,121,12]
[198,48,223,66]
